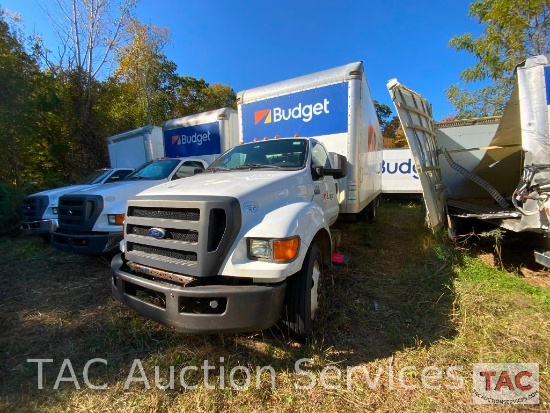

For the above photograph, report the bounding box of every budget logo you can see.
[253,99,330,125]
[171,131,211,146]
[472,363,539,404]
[254,109,271,125]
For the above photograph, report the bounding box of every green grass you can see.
[0,202,548,412]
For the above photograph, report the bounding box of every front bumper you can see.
[52,230,122,255]
[111,254,286,334]
[20,219,57,235]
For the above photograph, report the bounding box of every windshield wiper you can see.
[235,164,282,170]
[207,166,230,172]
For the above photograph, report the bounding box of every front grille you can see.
[124,196,241,278]
[22,196,48,220]
[128,225,199,242]
[128,206,200,221]
[58,195,104,231]
[129,243,198,261]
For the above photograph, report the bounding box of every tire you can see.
[282,242,322,341]
[367,199,377,220]
[362,196,379,221]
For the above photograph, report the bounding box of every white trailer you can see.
[387,54,550,266]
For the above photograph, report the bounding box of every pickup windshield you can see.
[81,169,114,184]
[208,138,308,171]
[125,159,181,180]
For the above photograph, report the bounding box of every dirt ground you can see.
[471,237,550,290]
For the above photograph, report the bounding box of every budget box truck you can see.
[51,108,237,255]
[111,61,382,340]
[381,148,422,196]
[387,54,550,265]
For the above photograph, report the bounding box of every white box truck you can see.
[387,54,550,265]
[20,168,134,239]
[111,62,382,340]
[20,125,167,238]
[51,108,238,255]
[381,148,422,195]
[107,125,164,169]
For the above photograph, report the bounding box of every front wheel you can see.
[282,242,322,341]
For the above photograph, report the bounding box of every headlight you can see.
[249,239,271,259]
[108,214,125,225]
[248,236,300,262]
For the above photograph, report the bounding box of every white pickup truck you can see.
[51,158,208,255]
[20,168,133,239]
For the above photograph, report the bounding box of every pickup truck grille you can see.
[22,195,48,220]
[124,196,241,278]
[58,195,104,231]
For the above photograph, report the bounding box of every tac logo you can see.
[253,99,330,125]
[472,363,539,405]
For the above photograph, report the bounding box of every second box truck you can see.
[51,108,238,255]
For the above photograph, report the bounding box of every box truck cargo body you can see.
[111,62,382,340]
[238,62,382,215]
[51,108,237,255]
[388,55,550,265]
[381,148,422,194]
[107,126,164,169]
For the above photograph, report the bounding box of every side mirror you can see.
[313,165,324,178]
[323,154,348,179]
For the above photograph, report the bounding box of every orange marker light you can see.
[273,237,300,262]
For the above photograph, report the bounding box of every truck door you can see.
[311,141,340,225]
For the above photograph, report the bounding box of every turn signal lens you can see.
[108,214,125,225]
[273,237,300,262]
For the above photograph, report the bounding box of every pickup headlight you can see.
[108,214,125,225]
[248,236,300,262]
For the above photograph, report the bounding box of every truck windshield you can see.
[125,159,181,180]
[81,169,114,184]
[208,138,308,171]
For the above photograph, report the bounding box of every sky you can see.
[1,0,484,121]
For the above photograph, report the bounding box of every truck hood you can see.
[74,179,166,198]
[135,170,312,207]
[30,184,93,201]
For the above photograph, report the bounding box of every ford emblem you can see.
[243,201,259,214]
[147,227,166,239]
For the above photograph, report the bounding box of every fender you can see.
[218,201,331,282]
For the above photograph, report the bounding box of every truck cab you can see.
[51,158,207,255]
[20,168,133,238]
[112,137,347,340]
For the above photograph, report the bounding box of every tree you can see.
[447,0,550,118]
[0,8,64,189]
[38,0,137,175]
[167,76,236,119]
[374,100,407,147]
[113,18,173,125]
